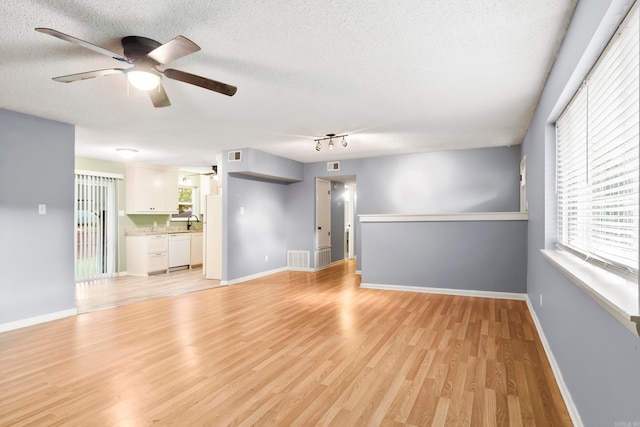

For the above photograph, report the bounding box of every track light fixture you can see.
[314,133,348,151]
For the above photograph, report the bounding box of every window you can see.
[555,3,639,282]
[171,185,200,219]
[178,186,194,215]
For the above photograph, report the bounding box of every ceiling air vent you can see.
[228,151,242,162]
[327,161,340,171]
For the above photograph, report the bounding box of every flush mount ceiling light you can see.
[314,133,348,151]
[116,148,138,159]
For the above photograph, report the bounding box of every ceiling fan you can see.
[35,28,237,108]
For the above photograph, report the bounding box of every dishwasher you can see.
[168,233,191,270]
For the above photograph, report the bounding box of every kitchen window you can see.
[172,185,200,219]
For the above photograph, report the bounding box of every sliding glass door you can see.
[75,173,117,281]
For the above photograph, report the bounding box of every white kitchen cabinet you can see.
[126,234,169,275]
[190,232,203,266]
[125,163,179,214]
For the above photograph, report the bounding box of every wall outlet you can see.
[153,221,157,228]
[265,255,269,262]
[118,210,125,217]
[38,204,46,215]
[540,294,543,307]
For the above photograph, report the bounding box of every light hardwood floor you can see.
[75,266,222,313]
[0,260,571,426]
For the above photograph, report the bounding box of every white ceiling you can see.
[2,0,577,170]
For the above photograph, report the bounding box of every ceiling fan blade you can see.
[35,28,130,63]
[147,36,200,65]
[52,68,125,83]
[148,82,171,108]
[162,68,237,96]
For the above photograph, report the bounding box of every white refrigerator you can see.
[204,194,222,280]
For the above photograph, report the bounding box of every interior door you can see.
[316,178,331,248]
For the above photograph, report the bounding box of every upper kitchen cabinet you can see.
[126,163,179,214]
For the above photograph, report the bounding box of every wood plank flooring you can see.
[0,260,572,426]
[75,267,222,313]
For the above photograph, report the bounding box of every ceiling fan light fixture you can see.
[127,69,161,91]
[328,138,334,149]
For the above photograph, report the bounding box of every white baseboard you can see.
[288,259,344,273]
[114,271,128,277]
[524,296,583,427]
[0,308,78,333]
[360,283,526,300]
[222,267,288,286]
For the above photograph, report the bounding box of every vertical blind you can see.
[75,173,118,281]
[556,3,639,278]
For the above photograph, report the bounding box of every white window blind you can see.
[556,3,639,279]
[75,173,118,281]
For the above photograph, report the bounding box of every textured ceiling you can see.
[1,0,577,169]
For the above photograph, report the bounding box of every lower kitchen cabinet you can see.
[190,232,203,266]
[126,234,169,275]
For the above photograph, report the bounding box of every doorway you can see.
[316,176,356,266]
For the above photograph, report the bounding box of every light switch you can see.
[240,207,245,215]
[38,204,46,215]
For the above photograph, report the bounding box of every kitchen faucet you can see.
[187,214,199,230]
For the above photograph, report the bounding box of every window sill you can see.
[541,249,640,338]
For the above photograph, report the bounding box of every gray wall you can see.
[0,109,76,323]
[284,146,520,271]
[521,0,640,424]
[355,147,520,215]
[224,146,520,277]
[225,174,288,280]
[361,220,527,293]
[330,181,346,262]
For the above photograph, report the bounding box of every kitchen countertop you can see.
[125,226,203,235]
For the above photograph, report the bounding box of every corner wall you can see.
[225,175,288,280]
[0,109,76,324]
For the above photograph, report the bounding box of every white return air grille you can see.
[228,150,242,162]
[315,248,331,270]
[327,161,340,171]
[287,250,310,269]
